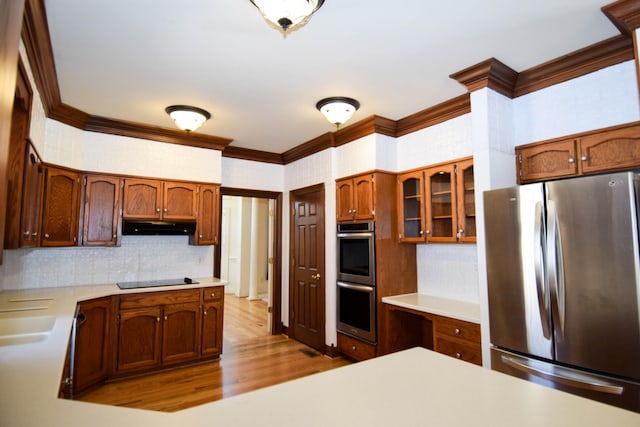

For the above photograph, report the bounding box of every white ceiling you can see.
[43,0,620,154]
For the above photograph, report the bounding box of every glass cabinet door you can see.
[425,164,456,242]
[397,171,425,242]
[456,159,476,242]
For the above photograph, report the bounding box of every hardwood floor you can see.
[76,295,351,412]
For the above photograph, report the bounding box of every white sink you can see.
[0,316,56,346]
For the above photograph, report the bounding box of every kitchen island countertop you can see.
[1,283,639,426]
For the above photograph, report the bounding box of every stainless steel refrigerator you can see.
[484,171,640,412]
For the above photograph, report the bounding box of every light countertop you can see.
[382,293,481,323]
[1,284,639,426]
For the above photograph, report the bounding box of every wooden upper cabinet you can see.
[122,178,162,220]
[123,179,197,221]
[579,125,640,175]
[336,173,374,222]
[81,175,122,246]
[163,181,197,221]
[191,184,220,246]
[398,157,475,244]
[40,166,80,247]
[516,122,640,183]
[397,170,425,242]
[516,139,578,183]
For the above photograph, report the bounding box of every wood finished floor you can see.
[76,295,351,412]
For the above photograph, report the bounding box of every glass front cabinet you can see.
[397,157,475,244]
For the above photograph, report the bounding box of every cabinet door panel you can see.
[82,175,121,246]
[517,139,577,183]
[117,307,162,373]
[74,297,111,393]
[163,182,197,221]
[425,164,456,242]
[41,167,80,247]
[162,302,201,364]
[193,184,219,245]
[336,179,354,222]
[456,159,476,243]
[123,179,162,220]
[20,143,42,247]
[579,126,640,174]
[397,171,425,242]
[353,174,374,220]
[201,298,223,357]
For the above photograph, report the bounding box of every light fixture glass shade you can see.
[165,105,211,132]
[316,97,360,128]
[250,0,324,35]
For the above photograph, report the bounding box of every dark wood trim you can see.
[396,94,471,137]
[449,58,519,98]
[602,0,640,36]
[281,132,334,164]
[222,146,284,165]
[334,115,397,147]
[514,35,634,97]
[216,187,284,335]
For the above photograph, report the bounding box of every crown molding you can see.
[334,115,397,147]
[514,35,634,97]
[396,94,471,137]
[281,132,335,164]
[223,146,285,165]
[449,58,519,98]
[602,0,640,36]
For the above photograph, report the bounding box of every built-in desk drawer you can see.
[435,336,482,365]
[433,315,482,366]
[434,316,481,343]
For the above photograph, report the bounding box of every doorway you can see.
[289,183,325,352]
[215,188,283,335]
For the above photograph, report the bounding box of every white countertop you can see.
[382,293,481,323]
[1,284,639,426]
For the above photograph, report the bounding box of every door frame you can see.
[288,183,325,348]
[214,187,283,335]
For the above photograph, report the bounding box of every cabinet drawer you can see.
[203,286,223,302]
[434,316,480,343]
[337,333,376,361]
[435,336,482,366]
[119,289,200,309]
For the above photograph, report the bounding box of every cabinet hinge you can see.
[268,257,273,264]
[454,166,458,175]
[83,176,87,186]
[518,153,522,163]
[371,209,375,216]
[268,306,272,314]
[519,169,523,177]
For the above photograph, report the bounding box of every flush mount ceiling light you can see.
[249,0,324,36]
[165,105,211,132]
[316,97,360,128]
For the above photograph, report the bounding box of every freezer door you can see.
[492,347,640,413]
[546,172,640,380]
[484,184,553,359]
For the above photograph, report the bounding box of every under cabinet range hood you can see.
[122,220,196,236]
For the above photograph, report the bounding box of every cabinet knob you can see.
[455,328,461,335]
[580,155,588,161]
[164,315,168,321]
[156,208,161,212]
[23,230,30,236]
[199,234,203,239]
[204,310,208,316]
[456,352,462,359]
[113,234,117,239]
[352,345,357,351]
[156,317,161,322]
[163,208,168,212]
[44,233,50,239]
[425,230,431,235]
[211,292,216,297]
[32,232,37,237]
[419,230,423,235]
[568,157,575,164]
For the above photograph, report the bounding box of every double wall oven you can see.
[337,221,376,343]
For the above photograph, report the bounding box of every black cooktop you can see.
[117,277,199,290]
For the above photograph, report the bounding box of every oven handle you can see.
[337,281,374,292]
[337,232,374,239]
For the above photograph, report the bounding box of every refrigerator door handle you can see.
[546,200,566,341]
[534,201,551,339]
[501,355,624,395]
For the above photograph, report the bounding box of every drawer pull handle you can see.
[456,352,462,359]
[352,345,357,351]
[203,310,207,316]
[211,292,216,297]
[454,328,461,335]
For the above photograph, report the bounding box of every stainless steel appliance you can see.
[484,172,640,412]
[337,221,376,343]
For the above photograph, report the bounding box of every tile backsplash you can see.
[0,236,214,290]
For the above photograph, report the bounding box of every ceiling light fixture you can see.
[165,105,211,132]
[316,97,360,128]
[249,0,324,36]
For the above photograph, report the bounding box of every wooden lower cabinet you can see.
[433,316,482,366]
[337,332,376,361]
[60,286,226,395]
